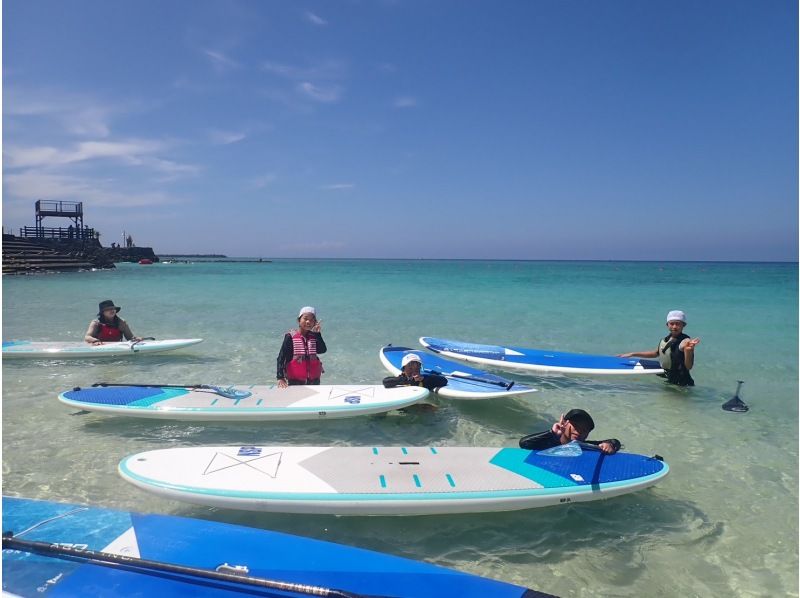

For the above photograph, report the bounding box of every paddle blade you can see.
[722,381,749,413]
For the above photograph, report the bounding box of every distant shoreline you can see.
[159,254,227,258]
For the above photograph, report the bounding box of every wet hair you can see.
[564,409,595,433]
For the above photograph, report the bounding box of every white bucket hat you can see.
[401,353,422,367]
[298,306,316,318]
[666,310,686,324]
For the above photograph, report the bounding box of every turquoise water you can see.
[3,260,798,596]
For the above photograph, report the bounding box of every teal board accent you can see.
[445,474,456,487]
[130,388,189,407]
[379,475,387,488]
[489,448,578,488]
[430,447,438,454]
[413,475,421,488]
[372,448,379,455]
[401,448,408,455]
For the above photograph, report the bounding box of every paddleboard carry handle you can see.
[129,337,156,351]
[1,533,387,598]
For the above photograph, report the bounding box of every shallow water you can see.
[3,260,797,596]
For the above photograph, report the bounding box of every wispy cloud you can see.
[320,183,355,190]
[393,96,418,108]
[209,129,247,145]
[261,59,346,81]
[304,11,327,26]
[250,173,277,189]
[4,88,121,137]
[297,82,342,103]
[3,171,185,209]
[203,49,242,73]
[5,139,168,169]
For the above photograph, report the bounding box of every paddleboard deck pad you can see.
[420,337,663,375]
[119,444,668,515]
[2,339,203,359]
[59,384,428,421]
[380,345,536,399]
[2,496,548,597]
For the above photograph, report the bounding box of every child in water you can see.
[277,306,326,387]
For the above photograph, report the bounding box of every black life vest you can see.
[658,333,694,386]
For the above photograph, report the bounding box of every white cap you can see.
[666,310,686,324]
[298,306,316,318]
[401,353,422,367]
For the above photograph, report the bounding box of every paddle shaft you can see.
[426,370,514,389]
[2,534,383,598]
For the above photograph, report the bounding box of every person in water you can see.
[277,306,327,388]
[519,409,621,454]
[619,309,700,386]
[382,353,448,391]
[84,300,141,344]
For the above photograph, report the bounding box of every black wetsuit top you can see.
[382,373,448,391]
[518,430,622,452]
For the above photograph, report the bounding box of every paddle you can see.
[424,368,516,390]
[89,383,251,400]
[2,533,392,598]
[722,380,749,413]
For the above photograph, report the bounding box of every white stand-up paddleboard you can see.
[119,444,669,515]
[379,345,536,400]
[60,384,428,421]
[3,338,203,359]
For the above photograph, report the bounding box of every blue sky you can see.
[3,1,797,260]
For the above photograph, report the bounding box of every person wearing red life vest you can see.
[277,306,327,388]
[84,299,141,344]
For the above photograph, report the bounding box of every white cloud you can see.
[203,49,242,72]
[304,11,327,26]
[5,139,168,169]
[320,183,355,190]
[5,88,116,137]
[209,129,247,145]
[261,59,346,81]
[297,82,342,103]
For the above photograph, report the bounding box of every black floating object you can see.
[722,380,749,413]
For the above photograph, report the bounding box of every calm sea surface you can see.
[2,260,797,597]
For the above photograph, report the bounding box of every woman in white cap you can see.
[619,310,700,386]
[382,353,448,391]
[277,306,327,388]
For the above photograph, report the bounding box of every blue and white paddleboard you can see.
[379,346,536,400]
[119,444,668,516]
[420,337,664,376]
[2,496,546,598]
[2,339,203,359]
[59,384,428,421]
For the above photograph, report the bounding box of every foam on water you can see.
[3,259,798,596]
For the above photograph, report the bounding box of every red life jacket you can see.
[97,321,123,342]
[285,330,323,382]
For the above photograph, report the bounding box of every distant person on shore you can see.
[84,300,141,344]
[519,409,621,454]
[618,310,700,386]
[277,306,327,388]
[383,353,448,391]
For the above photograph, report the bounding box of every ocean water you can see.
[2,259,797,597]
